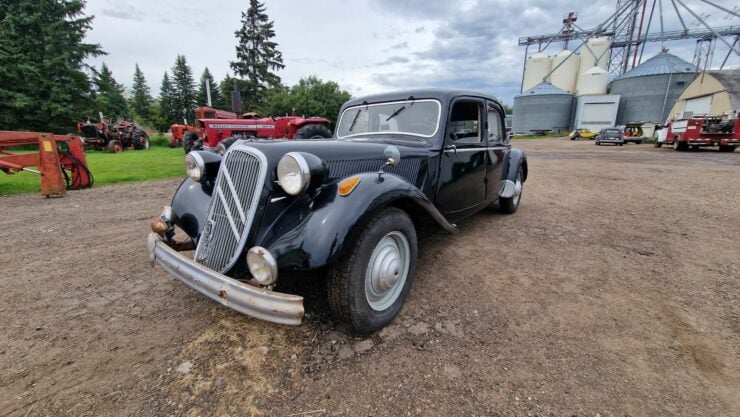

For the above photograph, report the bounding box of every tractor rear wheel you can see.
[107,140,123,153]
[183,131,198,154]
[132,130,149,150]
[294,124,333,139]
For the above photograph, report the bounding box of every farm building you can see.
[666,69,740,121]
[609,52,697,125]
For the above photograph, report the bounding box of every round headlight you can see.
[185,152,205,182]
[277,152,310,195]
[247,246,278,286]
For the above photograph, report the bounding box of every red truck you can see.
[657,116,739,152]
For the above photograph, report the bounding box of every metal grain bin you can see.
[609,52,696,124]
[512,82,574,134]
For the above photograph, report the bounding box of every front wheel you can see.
[718,145,736,152]
[327,207,417,333]
[498,167,523,214]
[107,140,123,153]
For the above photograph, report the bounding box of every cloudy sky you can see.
[84,0,739,105]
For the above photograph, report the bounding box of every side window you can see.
[448,100,482,144]
[487,106,504,143]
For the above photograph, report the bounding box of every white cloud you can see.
[83,0,739,106]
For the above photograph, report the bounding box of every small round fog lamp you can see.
[247,246,278,286]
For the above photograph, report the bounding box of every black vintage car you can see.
[147,89,528,332]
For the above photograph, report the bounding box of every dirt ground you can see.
[1,138,738,417]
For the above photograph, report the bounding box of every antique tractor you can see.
[77,118,149,153]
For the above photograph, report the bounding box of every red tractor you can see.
[658,116,739,152]
[171,107,333,153]
[77,118,149,153]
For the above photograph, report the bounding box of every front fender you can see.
[172,178,212,241]
[259,173,455,270]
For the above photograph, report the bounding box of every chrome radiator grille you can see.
[194,146,267,273]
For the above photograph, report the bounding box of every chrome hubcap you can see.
[365,231,410,311]
[512,172,523,205]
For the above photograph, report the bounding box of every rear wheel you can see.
[294,123,333,139]
[107,140,123,153]
[654,141,662,148]
[327,207,417,333]
[719,145,737,152]
[183,131,198,154]
[673,138,687,151]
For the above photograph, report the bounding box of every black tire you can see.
[595,141,600,146]
[132,130,149,150]
[183,131,198,154]
[327,207,417,333]
[498,167,523,214]
[107,140,123,153]
[294,123,333,139]
[637,140,643,144]
[718,145,737,152]
[619,143,623,146]
[654,142,662,148]
[673,138,687,151]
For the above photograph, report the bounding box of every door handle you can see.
[444,144,457,155]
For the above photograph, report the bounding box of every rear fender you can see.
[498,148,527,198]
[259,173,456,270]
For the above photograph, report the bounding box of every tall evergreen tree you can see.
[0,0,104,132]
[159,71,178,127]
[171,55,196,123]
[197,67,221,108]
[93,63,128,120]
[131,63,151,121]
[230,0,285,110]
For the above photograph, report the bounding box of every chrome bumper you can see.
[147,233,304,325]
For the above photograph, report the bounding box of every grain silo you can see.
[512,82,574,134]
[576,67,610,96]
[579,37,611,72]
[609,52,697,124]
[522,52,551,92]
[551,50,579,93]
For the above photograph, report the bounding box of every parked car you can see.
[623,123,645,144]
[569,128,598,140]
[595,128,624,146]
[147,89,528,332]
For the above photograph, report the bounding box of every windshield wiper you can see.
[385,105,406,121]
[348,108,363,132]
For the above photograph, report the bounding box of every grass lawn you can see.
[0,146,186,196]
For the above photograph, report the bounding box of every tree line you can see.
[0,0,350,134]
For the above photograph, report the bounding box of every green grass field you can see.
[0,144,186,196]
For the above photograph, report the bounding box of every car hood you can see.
[232,136,432,184]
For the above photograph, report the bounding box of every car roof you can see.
[342,88,502,108]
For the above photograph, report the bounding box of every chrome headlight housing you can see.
[277,152,310,195]
[247,246,278,286]
[185,152,205,182]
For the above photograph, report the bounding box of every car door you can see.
[485,101,508,200]
[436,97,487,216]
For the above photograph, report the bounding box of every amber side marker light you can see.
[338,176,361,196]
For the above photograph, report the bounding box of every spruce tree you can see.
[131,64,151,121]
[171,55,196,123]
[0,0,104,132]
[93,63,128,121]
[230,0,285,110]
[197,67,221,108]
[159,71,178,127]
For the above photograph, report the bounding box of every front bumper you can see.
[147,233,304,325]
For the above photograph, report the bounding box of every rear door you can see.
[436,97,487,216]
[485,101,507,200]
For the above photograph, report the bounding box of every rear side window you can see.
[487,106,503,143]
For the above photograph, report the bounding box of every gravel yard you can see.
[1,138,738,417]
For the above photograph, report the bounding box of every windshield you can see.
[336,99,441,139]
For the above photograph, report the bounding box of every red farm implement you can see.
[0,131,93,197]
